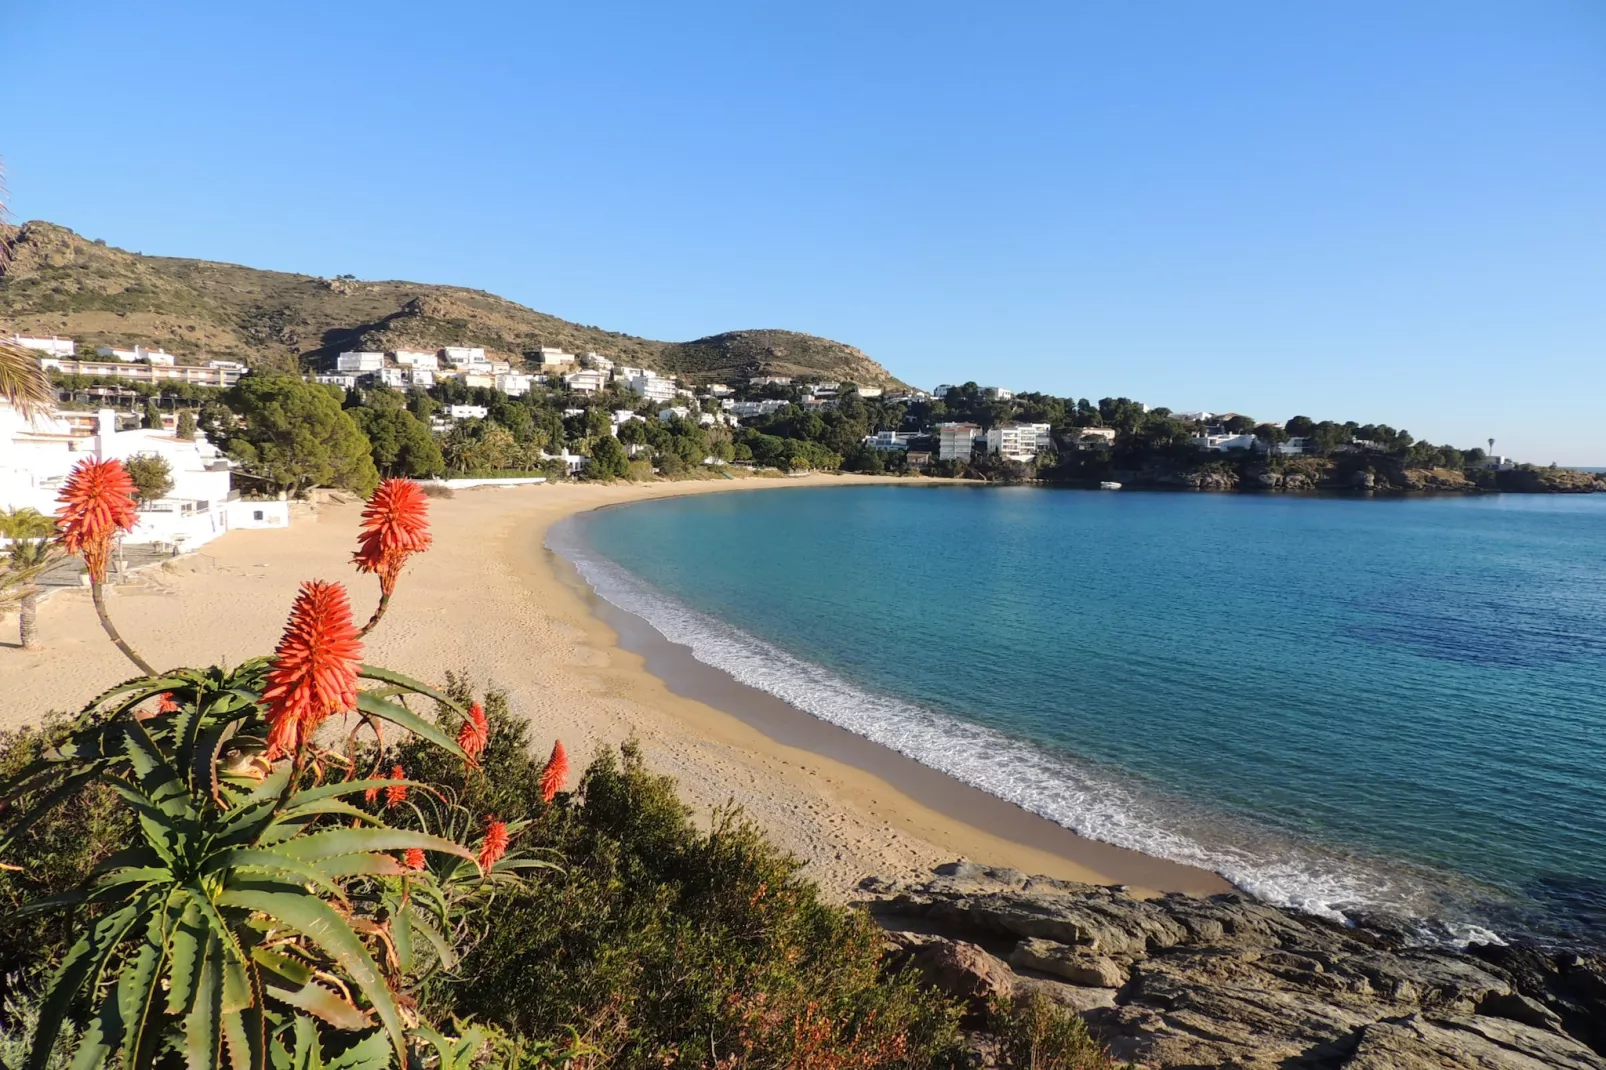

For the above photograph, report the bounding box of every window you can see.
[253,510,264,521]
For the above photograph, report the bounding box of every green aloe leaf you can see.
[314,852,409,880]
[324,1028,391,1070]
[117,905,173,1068]
[167,899,209,1017]
[262,972,370,1032]
[278,827,472,864]
[356,664,460,709]
[215,888,408,1063]
[205,848,349,902]
[184,930,224,1070]
[28,896,151,1070]
[353,692,464,760]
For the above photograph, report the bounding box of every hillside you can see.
[0,221,907,386]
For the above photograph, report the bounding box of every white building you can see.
[580,352,614,372]
[336,351,385,373]
[658,406,691,423]
[407,367,436,388]
[441,346,487,367]
[373,367,409,388]
[314,374,359,390]
[985,423,1051,462]
[629,375,677,403]
[857,387,883,399]
[206,360,248,372]
[1193,433,1257,452]
[613,365,648,382]
[447,404,489,421]
[1173,411,1215,424]
[533,347,576,370]
[982,386,1014,401]
[1071,427,1117,449]
[863,430,915,451]
[564,370,608,395]
[726,399,788,418]
[933,385,955,398]
[97,345,176,366]
[41,358,245,388]
[703,383,734,397]
[936,422,981,461]
[750,376,792,387]
[392,350,440,371]
[496,372,535,397]
[2,405,236,551]
[9,334,76,358]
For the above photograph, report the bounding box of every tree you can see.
[174,409,197,440]
[0,508,54,539]
[125,453,175,504]
[0,340,53,416]
[1285,415,1316,438]
[351,405,446,478]
[587,435,629,479]
[142,398,163,429]
[1254,423,1289,448]
[223,376,379,496]
[1223,414,1256,434]
[1,538,65,649]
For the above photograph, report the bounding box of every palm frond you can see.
[0,341,55,418]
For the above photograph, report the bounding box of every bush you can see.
[387,680,967,1068]
[990,992,1121,1070]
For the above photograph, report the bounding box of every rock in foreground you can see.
[859,863,1606,1070]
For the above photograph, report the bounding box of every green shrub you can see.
[990,992,1122,1070]
[391,680,966,1068]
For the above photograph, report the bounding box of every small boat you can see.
[1099,481,1123,490]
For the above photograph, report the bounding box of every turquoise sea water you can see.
[554,486,1606,948]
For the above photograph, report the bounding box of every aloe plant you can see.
[1,476,554,1068]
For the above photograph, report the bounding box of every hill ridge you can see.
[0,221,907,387]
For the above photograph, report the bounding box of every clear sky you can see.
[6,1,1604,462]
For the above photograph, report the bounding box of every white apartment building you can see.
[373,367,408,388]
[726,399,788,418]
[314,374,359,390]
[496,372,535,397]
[2,405,236,550]
[441,346,487,366]
[658,406,691,423]
[206,360,248,371]
[392,350,440,371]
[580,352,614,372]
[858,387,883,398]
[41,358,245,388]
[936,422,980,461]
[336,351,385,373]
[9,334,76,358]
[985,423,1051,462]
[447,405,489,420]
[97,345,176,366]
[407,368,436,388]
[564,370,608,395]
[629,375,677,403]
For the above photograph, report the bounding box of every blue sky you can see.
[6,1,1604,462]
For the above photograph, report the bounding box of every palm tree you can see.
[0,538,66,649]
[0,506,55,539]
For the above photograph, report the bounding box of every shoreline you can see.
[0,473,1229,899]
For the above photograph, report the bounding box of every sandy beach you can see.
[0,473,1229,899]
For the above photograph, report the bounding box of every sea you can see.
[551,485,1606,950]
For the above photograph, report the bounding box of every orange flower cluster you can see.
[352,479,432,596]
[403,847,426,871]
[157,692,180,714]
[538,740,569,803]
[261,581,364,760]
[55,458,139,584]
[457,702,489,766]
[479,818,509,870]
[385,764,407,809]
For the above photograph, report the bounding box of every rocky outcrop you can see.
[860,863,1606,1070]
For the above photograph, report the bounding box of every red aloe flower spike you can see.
[479,818,509,870]
[457,702,489,767]
[386,764,407,808]
[352,479,431,636]
[55,458,151,673]
[261,580,364,761]
[403,847,425,871]
[538,739,569,803]
[364,783,381,804]
[157,692,180,713]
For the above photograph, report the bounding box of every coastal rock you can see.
[861,865,1606,1069]
[883,931,1013,1007]
[1009,938,1128,987]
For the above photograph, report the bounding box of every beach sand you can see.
[0,474,1231,899]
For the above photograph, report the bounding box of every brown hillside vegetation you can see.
[0,221,906,386]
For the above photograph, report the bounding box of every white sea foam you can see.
[551,524,1504,944]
